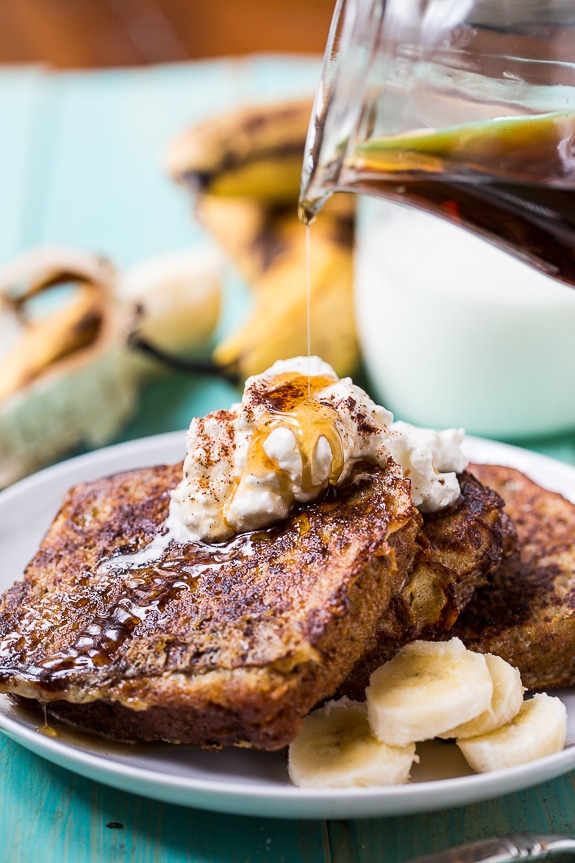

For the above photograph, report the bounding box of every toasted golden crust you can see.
[449,463,575,691]
[337,470,512,699]
[0,460,420,749]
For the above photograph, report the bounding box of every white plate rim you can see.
[1,431,575,820]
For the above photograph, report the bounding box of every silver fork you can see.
[407,835,575,863]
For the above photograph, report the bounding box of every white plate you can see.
[1,432,575,820]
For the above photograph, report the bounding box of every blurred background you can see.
[0,0,357,488]
[0,0,334,66]
[2,0,575,490]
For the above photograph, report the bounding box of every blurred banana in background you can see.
[0,245,222,488]
[166,99,311,204]
[1,97,359,488]
[165,98,360,381]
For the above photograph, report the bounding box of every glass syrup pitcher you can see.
[299,0,575,287]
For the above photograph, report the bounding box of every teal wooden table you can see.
[2,55,575,863]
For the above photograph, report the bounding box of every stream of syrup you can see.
[306,223,312,396]
[38,704,57,737]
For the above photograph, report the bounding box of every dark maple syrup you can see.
[300,112,575,287]
[246,371,344,495]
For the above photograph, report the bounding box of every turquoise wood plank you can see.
[0,734,326,863]
[37,55,320,268]
[5,728,575,863]
[114,370,239,442]
[326,774,575,863]
[38,61,231,265]
[235,52,322,101]
[0,54,320,266]
[0,66,52,261]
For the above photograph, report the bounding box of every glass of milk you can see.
[355,197,575,440]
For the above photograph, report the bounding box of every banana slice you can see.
[288,699,417,788]
[366,638,493,747]
[440,653,525,740]
[457,693,567,773]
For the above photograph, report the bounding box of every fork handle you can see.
[407,835,575,863]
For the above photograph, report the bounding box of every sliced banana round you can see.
[457,692,567,773]
[439,653,525,740]
[366,638,493,747]
[288,699,417,788]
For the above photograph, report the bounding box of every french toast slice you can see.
[449,463,575,691]
[0,459,421,750]
[337,470,513,699]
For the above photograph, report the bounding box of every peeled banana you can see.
[0,245,222,489]
[165,99,361,381]
[117,247,222,357]
[287,638,567,788]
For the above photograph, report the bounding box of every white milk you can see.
[355,198,575,439]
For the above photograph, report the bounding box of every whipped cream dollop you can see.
[170,357,468,544]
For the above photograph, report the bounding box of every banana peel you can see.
[117,247,222,356]
[212,202,358,379]
[0,246,222,489]
[166,99,361,382]
[195,197,269,285]
[0,324,139,490]
[0,249,138,488]
[165,98,313,205]
[0,282,105,402]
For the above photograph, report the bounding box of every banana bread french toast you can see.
[0,458,422,750]
[0,459,512,747]
[336,469,514,699]
[449,463,575,691]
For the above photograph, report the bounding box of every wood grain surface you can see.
[4,729,575,863]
